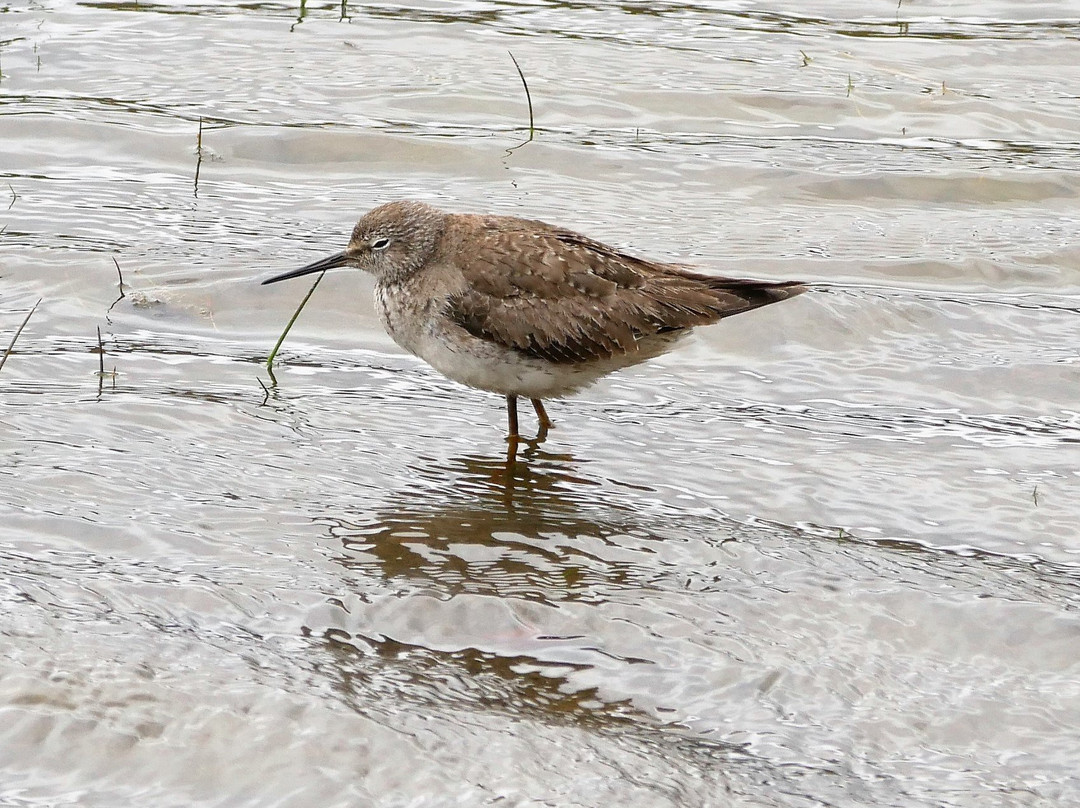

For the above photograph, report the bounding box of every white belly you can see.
[375,284,613,399]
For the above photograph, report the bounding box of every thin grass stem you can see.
[508,51,534,140]
[266,271,326,371]
[0,298,41,375]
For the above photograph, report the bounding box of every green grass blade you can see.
[266,272,325,371]
[0,298,41,375]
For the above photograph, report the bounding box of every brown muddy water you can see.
[2,2,1079,806]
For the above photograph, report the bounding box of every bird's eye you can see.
[371,237,391,251]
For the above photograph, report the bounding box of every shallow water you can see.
[2,1,1079,806]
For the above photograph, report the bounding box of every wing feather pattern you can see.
[447,225,804,365]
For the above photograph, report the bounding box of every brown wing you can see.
[446,225,805,365]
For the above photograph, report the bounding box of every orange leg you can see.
[531,398,552,437]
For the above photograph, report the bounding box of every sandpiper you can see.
[262,201,805,440]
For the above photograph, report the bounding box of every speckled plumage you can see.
[262,200,806,439]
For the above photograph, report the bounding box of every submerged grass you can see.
[106,256,127,318]
[508,51,534,141]
[194,117,204,197]
[0,298,41,375]
[265,271,326,373]
[113,256,126,298]
[95,326,117,394]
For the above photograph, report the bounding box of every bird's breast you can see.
[374,281,432,357]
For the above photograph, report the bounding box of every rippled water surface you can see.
[2,1,1079,806]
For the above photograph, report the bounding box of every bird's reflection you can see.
[318,626,648,734]
[321,440,662,602]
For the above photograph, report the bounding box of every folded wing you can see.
[446,225,805,365]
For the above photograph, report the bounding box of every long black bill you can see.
[261,251,349,285]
